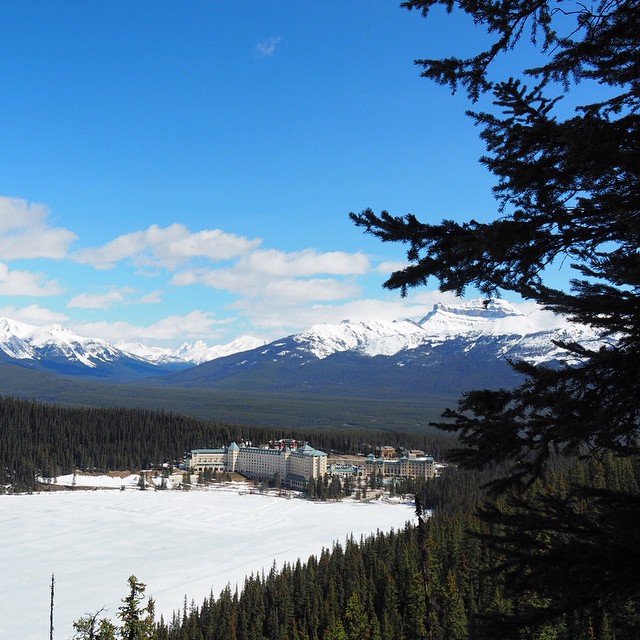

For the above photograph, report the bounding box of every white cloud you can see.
[259,278,361,303]
[229,294,451,339]
[173,267,360,303]
[0,262,63,296]
[171,248,370,304]
[166,248,457,341]
[73,310,230,344]
[241,248,369,277]
[0,304,68,326]
[0,196,77,260]
[139,290,163,304]
[256,36,282,57]
[67,288,134,310]
[67,288,166,310]
[72,224,262,270]
[171,270,199,287]
[404,289,464,311]
[376,259,409,274]
[510,299,569,331]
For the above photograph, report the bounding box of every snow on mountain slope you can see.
[0,299,601,377]
[294,319,426,359]
[418,298,566,336]
[119,336,266,365]
[290,298,588,362]
[0,317,38,359]
[0,316,267,373]
[0,318,155,370]
[21,323,131,368]
[173,336,267,364]
[114,341,180,365]
[0,316,39,339]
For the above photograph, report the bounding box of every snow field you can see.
[0,487,415,639]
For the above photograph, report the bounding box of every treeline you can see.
[157,525,438,640]
[156,454,640,640]
[0,395,453,491]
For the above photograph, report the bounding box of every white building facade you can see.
[189,442,327,489]
[365,453,435,480]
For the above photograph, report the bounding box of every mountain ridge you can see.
[147,299,599,400]
[0,299,599,388]
[0,299,604,427]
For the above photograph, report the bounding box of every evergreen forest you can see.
[0,395,450,492]
[79,455,639,640]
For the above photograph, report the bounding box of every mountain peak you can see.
[419,298,522,323]
[417,297,546,337]
[0,298,582,380]
[174,336,266,364]
[0,316,38,338]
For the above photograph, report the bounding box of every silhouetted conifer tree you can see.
[351,0,640,634]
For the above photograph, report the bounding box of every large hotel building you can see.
[188,442,328,490]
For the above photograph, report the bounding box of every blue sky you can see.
[0,1,549,347]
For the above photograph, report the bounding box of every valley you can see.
[0,299,597,429]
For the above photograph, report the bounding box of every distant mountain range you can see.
[0,299,599,400]
[0,316,264,379]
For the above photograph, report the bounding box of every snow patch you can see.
[0,489,415,639]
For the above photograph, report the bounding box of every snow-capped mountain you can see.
[113,342,186,366]
[283,298,595,363]
[0,299,601,391]
[173,336,267,364]
[117,336,266,365]
[0,318,134,370]
[160,299,601,397]
[0,317,37,360]
[0,318,264,378]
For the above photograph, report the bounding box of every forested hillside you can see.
[149,455,639,640]
[0,361,455,431]
[0,395,452,492]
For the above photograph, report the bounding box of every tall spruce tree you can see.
[118,575,156,640]
[351,0,640,634]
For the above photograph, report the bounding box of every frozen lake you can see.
[0,487,415,639]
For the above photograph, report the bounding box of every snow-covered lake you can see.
[1,486,415,639]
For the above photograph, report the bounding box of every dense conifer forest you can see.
[0,395,451,492]
[150,455,640,640]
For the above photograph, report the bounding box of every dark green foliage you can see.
[351,0,640,632]
[0,395,452,491]
[72,608,117,640]
[157,526,432,640]
[119,575,156,640]
[351,0,639,489]
[0,361,463,431]
[306,474,345,501]
[155,456,640,639]
[467,456,640,637]
[74,575,155,640]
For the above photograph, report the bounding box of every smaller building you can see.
[327,463,360,477]
[189,448,226,473]
[269,438,302,450]
[365,453,435,480]
[375,445,397,459]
